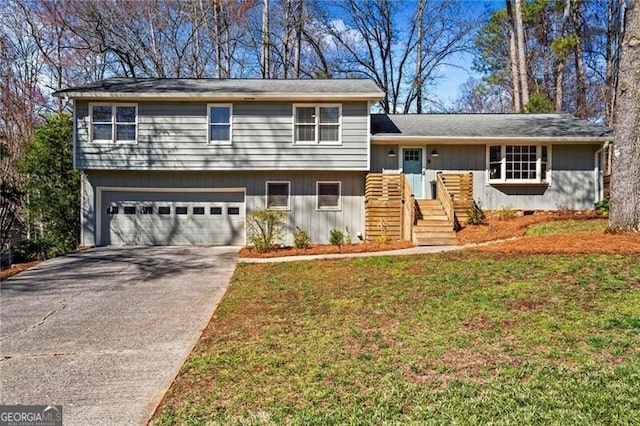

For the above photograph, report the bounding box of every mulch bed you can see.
[0,261,41,281]
[238,239,415,258]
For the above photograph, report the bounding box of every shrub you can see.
[329,227,345,249]
[344,226,352,245]
[11,238,50,262]
[595,197,610,216]
[293,227,311,249]
[467,200,486,225]
[495,205,518,220]
[376,219,389,243]
[246,209,287,253]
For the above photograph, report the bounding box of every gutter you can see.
[52,91,385,102]
[371,135,612,144]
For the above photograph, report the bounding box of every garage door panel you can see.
[100,191,245,246]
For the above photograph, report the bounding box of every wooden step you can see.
[413,233,459,246]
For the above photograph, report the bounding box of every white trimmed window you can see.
[90,104,137,143]
[208,104,232,144]
[293,104,341,144]
[317,181,341,211]
[266,181,290,210]
[488,144,551,183]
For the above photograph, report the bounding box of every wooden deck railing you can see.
[400,175,415,241]
[436,172,455,225]
[365,173,414,242]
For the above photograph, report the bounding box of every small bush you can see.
[344,226,352,245]
[293,227,311,249]
[495,205,519,220]
[467,200,486,225]
[329,228,345,249]
[246,209,287,253]
[11,238,50,262]
[595,197,610,216]
[375,234,389,244]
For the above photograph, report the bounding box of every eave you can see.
[370,135,611,144]
[54,91,384,102]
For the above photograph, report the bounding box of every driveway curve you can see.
[0,246,238,426]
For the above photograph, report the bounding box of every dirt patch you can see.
[0,261,41,281]
[476,231,640,255]
[458,211,601,245]
[239,240,414,258]
[457,211,640,255]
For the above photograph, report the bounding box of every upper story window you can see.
[208,104,232,145]
[488,144,550,184]
[293,104,341,145]
[266,181,290,210]
[90,104,137,143]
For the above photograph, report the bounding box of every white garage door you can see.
[100,190,245,246]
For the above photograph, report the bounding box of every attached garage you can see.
[97,189,245,246]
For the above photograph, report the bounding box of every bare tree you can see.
[609,0,639,231]
[261,0,270,78]
[605,0,626,126]
[554,0,571,112]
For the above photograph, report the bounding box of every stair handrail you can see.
[436,172,455,226]
[400,174,415,241]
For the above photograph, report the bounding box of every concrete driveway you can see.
[0,246,238,426]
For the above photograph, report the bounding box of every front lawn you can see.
[153,251,640,425]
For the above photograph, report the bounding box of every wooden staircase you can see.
[364,172,474,247]
[439,173,474,225]
[413,199,458,246]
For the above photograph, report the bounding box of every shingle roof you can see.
[54,78,384,100]
[372,114,612,139]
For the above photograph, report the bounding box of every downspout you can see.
[594,141,609,204]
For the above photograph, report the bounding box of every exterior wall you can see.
[81,170,366,246]
[75,101,369,170]
[371,143,600,210]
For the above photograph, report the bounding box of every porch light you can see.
[430,149,440,157]
[388,149,397,158]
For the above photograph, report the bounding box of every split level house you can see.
[54,79,612,247]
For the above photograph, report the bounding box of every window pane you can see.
[295,124,315,142]
[267,183,289,209]
[319,125,339,142]
[124,206,136,214]
[210,124,230,141]
[93,124,112,140]
[210,106,230,124]
[319,107,339,123]
[318,183,340,209]
[193,207,205,215]
[107,205,118,214]
[489,146,501,162]
[158,206,171,215]
[295,107,315,124]
[141,206,153,214]
[116,124,136,141]
[228,207,240,215]
[116,106,136,123]
[210,207,222,215]
[176,207,188,215]
[92,105,112,122]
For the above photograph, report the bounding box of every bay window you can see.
[488,144,550,184]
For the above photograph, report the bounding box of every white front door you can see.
[402,148,424,198]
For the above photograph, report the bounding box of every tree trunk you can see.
[609,0,640,231]
[605,0,626,126]
[261,0,270,79]
[514,0,529,109]
[416,0,424,113]
[555,0,571,112]
[572,1,588,118]
[293,0,302,78]
[506,0,521,111]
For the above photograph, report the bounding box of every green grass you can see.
[152,252,640,425]
[525,218,608,236]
